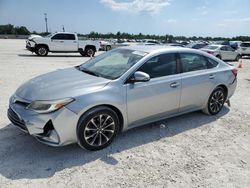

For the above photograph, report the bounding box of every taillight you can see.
[232,69,238,77]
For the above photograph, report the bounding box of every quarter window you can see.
[138,53,177,78]
[180,53,208,72]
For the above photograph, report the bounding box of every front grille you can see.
[7,108,27,131]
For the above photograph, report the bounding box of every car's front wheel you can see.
[77,106,119,150]
[35,45,48,56]
[203,87,226,115]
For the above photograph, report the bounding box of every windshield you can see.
[203,45,219,50]
[79,49,147,80]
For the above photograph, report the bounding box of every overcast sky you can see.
[0,0,250,37]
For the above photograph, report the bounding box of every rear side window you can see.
[241,43,250,47]
[51,34,75,40]
[138,53,177,78]
[206,57,218,68]
[65,34,75,40]
[51,34,65,40]
[180,53,208,72]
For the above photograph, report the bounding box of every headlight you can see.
[26,98,74,113]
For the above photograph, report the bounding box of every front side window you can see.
[51,34,65,40]
[79,49,147,79]
[180,53,208,72]
[138,53,177,78]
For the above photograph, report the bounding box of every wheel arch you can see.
[35,43,50,51]
[215,84,228,99]
[77,104,124,133]
[84,45,97,52]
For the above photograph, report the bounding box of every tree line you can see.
[1,24,250,42]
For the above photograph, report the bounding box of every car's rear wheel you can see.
[235,55,240,61]
[106,45,111,51]
[35,45,48,56]
[203,87,226,115]
[77,106,119,151]
[85,47,95,57]
[216,55,221,60]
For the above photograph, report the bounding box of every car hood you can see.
[15,67,111,101]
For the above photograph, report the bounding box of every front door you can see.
[126,53,181,127]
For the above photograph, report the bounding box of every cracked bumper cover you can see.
[8,98,79,146]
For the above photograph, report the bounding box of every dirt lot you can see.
[0,39,250,188]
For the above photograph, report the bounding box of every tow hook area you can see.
[226,100,231,107]
[35,120,60,145]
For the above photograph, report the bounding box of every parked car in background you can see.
[222,41,242,50]
[8,46,237,150]
[143,39,161,45]
[186,42,208,49]
[99,40,112,51]
[201,45,240,61]
[237,42,250,57]
[165,43,185,47]
[26,32,100,57]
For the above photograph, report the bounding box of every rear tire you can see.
[79,50,86,57]
[203,87,226,115]
[35,45,48,56]
[216,55,221,60]
[77,106,120,151]
[85,47,95,57]
[106,45,111,51]
[235,55,240,61]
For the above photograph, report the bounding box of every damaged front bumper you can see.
[8,95,78,146]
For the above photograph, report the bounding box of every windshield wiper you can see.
[81,68,100,77]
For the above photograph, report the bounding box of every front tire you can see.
[203,87,226,115]
[77,107,119,151]
[35,45,48,56]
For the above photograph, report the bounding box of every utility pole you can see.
[44,13,48,33]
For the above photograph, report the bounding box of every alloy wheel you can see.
[38,47,47,56]
[84,114,115,147]
[209,90,225,114]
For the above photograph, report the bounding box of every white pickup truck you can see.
[26,32,100,57]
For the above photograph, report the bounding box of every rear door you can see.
[126,53,181,126]
[179,53,217,112]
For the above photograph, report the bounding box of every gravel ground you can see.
[0,39,250,188]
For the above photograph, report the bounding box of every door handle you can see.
[209,75,215,79]
[170,82,180,88]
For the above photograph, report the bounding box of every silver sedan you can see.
[8,46,237,150]
[201,45,240,61]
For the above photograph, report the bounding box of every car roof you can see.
[121,45,209,55]
[206,44,223,47]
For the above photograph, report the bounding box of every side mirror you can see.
[128,71,150,83]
